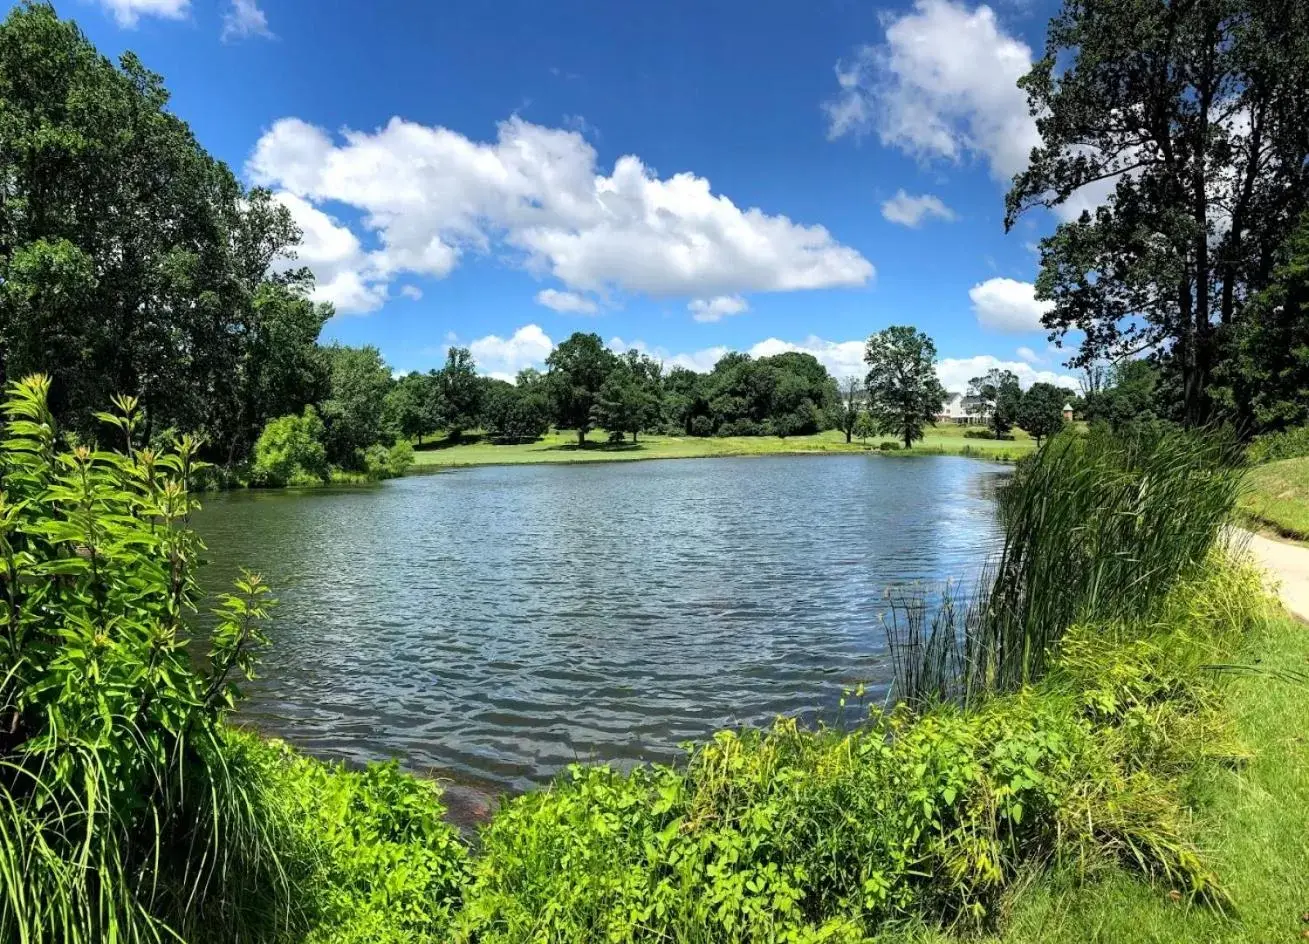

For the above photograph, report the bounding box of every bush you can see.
[689,414,714,437]
[362,440,415,481]
[0,375,286,942]
[1247,424,1309,463]
[963,428,1016,440]
[878,440,901,451]
[717,418,765,437]
[252,406,330,486]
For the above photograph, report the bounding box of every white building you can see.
[937,393,990,425]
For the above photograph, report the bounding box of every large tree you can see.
[967,369,1022,437]
[319,344,393,467]
[1007,0,1309,425]
[863,326,948,449]
[545,332,618,446]
[836,376,863,444]
[1017,382,1069,445]
[436,347,482,442]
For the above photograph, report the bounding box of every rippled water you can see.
[193,455,1005,794]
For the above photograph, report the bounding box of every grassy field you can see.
[882,612,1309,944]
[1239,457,1309,540]
[409,425,1036,469]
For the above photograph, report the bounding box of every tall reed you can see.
[888,425,1247,704]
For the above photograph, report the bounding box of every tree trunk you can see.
[845,429,852,443]
[577,428,585,447]
[632,428,639,444]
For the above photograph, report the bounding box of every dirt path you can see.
[1237,529,1309,623]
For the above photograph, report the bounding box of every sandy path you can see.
[1237,529,1309,623]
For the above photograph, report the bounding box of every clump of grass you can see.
[888,425,1247,704]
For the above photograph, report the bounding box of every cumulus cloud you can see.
[95,0,188,27]
[688,295,749,323]
[824,0,1122,223]
[880,190,957,227]
[969,277,1052,332]
[467,325,555,380]
[824,0,1037,181]
[248,115,873,314]
[535,288,599,314]
[222,0,271,40]
[271,193,388,314]
[400,285,423,301]
[1015,345,1040,364]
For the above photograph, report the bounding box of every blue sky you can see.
[41,0,1088,391]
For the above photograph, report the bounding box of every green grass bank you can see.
[408,425,1036,470]
[1240,456,1309,541]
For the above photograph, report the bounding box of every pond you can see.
[193,455,1006,799]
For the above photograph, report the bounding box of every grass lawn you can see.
[409,425,1036,469]
[881,613,1309,944]
[1240,457,1309,541]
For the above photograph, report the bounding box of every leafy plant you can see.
[251,406,330,486]
[0,374,286,942]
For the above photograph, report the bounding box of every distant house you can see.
[937,393,990,425]
[1062,402,1075,421]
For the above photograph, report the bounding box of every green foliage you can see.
[320,344,393,467]
[878,440,901,451]
[0,374,286,942]
[963,429,1016,441]
[855,410,877,443]
[1006,0,1309,424]
[1246,425,1309,464]
[361,440,415,481]
[0,4,328,464]
[251,406,329,487]
[385,371,442,445]
[967,369,1022,437]
[589,350,663,444]
[863,326,948,449]
[483,379,551,443]
[836,376,863,443]
[1016,382,1068,445]
[545,333,619,445]
[236,736,468,944]
[1082,360,1161,432]
[437,348,483,441]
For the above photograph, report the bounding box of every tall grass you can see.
[887,425,1247,704]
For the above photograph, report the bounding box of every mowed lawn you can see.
[1240,457,1309,540]
[408,425,1037,469]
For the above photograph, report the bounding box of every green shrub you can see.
[879,440,901,451]
[236,736,468,943]
[1246,424,1309,463]
[963,428,1016,440]
[252,406,329,486]
[361,440,415,480]
[0,375,287,942]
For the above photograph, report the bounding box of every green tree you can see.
[320,344,393,467]
[967,369,1022,437]
[436,347,482,441]
[385,371,441,445]
[251,406,330,486]
[664,367,709,435]
[1006,0,1309,425]
[1017,383,1068,446]
[863,326,948,449]
[836,376,863,444]
[1211,210,1309,432]
[854,410,877,443]
[1083,359,1161,431]
[483,379,550,442]
[545,332,618,446]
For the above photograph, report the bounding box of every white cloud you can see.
[825,0,1037,181]
[880,190,957,227]
[400,285,423,301]
[688,295,749,323]
[535,288,599,314]
[969,277,1052,332]
[468,325,555,380]
[95,0,188,27]
[222,0,271,40]
[1015,345,1040,364]
[248,115,872,313]
[936,355,1078,393]
[272,192,388,314]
